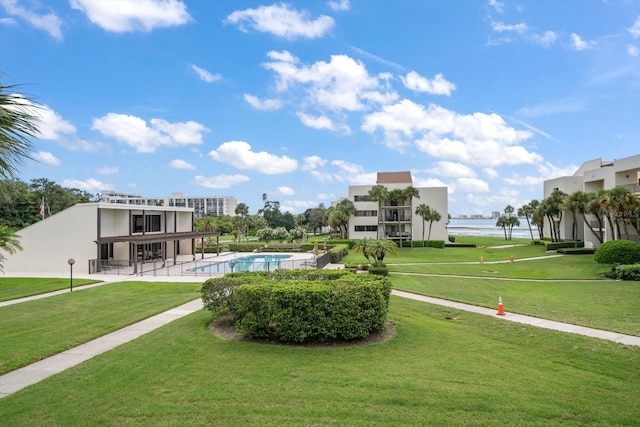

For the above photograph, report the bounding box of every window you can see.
[354,195,371,202]
[355,210,377,217]
[132,214,162,233]
[355,225,378,232]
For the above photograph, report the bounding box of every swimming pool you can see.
[188,254,293,274]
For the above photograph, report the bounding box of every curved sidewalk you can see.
[1,289,638,400]
[392,290,640,347]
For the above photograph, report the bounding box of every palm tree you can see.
[368,185,388,239]
[0,84,40,178]
[586,192,606,244]
[504,204,515,218]
[366,239,398,267]
[235,202,249,241]
[561,192,581,246]
[496,216,509,240]
[0,225,22,271]
[351,238,373,265]
[415,204,430,247]
[328,199,355,239]
[425,207,441,247]
[517,202,536,240]
[403,185,420,247]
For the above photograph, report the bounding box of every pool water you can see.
[189,254,293,273]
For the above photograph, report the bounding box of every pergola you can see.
[95,231,220,274]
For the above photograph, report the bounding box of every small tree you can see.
[352,238,374,265]
[366,239,398,267]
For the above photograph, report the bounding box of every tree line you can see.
[499,187,640,242]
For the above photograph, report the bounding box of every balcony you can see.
[617,183,640,194]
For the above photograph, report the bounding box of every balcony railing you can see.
[617,183,640,194]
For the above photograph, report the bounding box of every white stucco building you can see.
[1,203,218,274]
[543,154,640,246]
[348,171,448,244]
[100,191,238,218]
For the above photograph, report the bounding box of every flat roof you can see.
[377,171,412,184]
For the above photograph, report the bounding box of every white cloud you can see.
[629,16,640,38]
[427,161,475,178]
[278,186,295,196]
[281,200,318,214]
[516,97,585,118]
[362,99,540,166]
[488,0,504,14]
[97,166,119,175]
[627,45,639,57]
[503,174,544,187]
[70,0,191,33]
[401,71,456,96]
[263,51,393,112]
[244,94,283,111]
[296,112,350,133]
[225,3,334,40]
[0,0,63,40]
[208,141,298,175]
[328,0,350,12]
[532,30,557,47]
[456,177,490,193]
[62,178,111,192]
[190,64,221,83]
[302,155,326,171]
[193,174,250,189]
[330,160,376,184]
[34,104,77,140]
[491,21,528,34]
[570,33,594,51]
[317,192,335,200]
[33,151,60,166]
[92,113,208,153]
[169,159,195,170]
[483,168,498,179]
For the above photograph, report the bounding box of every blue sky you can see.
[2,0,639,217]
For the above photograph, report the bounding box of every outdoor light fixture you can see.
[229,259,235,274]
[67,258,75,292]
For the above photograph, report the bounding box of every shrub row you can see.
[557,248,596,255]
[329,244,349,263]
[613,264,640,281]
[398,240,445,248]
[202,270,391,343]
[545,241,584,251]
[444,243,477,248]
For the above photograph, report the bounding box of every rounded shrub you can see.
[594,240,640,265]
[204,270,392,344]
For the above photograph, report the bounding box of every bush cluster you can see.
[545,241,584,251]
[613,264,640,281]
[594,240,640,265]
[202,270,391,344]
[399,240,445,248]
[557,248,596,255]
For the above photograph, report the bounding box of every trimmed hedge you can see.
[444,243,477,248]
[329,244,349,263]
[400,240,445,248]
[594,240,640,265]
[613,264,640,281]
[545,241,584,251]
[557,248,597,255]
[203,270,391,344]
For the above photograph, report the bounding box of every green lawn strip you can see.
[343,243,551,265]
[0,277,102,301]
[0,281,201,375]
[387,255,611,280]
[1,297,637,426]
[391,273,640,336]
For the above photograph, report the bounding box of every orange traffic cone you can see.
[497,296,505,315]
[510,254,514,263]
[480,256,484,264]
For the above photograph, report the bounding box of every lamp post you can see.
[229,259,235,274]
[67,258,75,292]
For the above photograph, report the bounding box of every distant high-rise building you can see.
[100,191,238,218]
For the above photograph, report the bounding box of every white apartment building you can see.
[1,203,218,274]
[543,154,640,246]
[100,191,238,218]
[348,171,448,244]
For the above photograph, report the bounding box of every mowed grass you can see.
[391,274,640,336]
[1,297,638,426]
[0,281,201,374]
[0,277,102,301]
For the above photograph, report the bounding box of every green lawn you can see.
[0,277,102,301]
[1,297,638,426]
[391,274,640,336]
[0,281,201,374]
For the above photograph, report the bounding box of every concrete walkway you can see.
[1,283,638,400]
[392,290,640,347]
